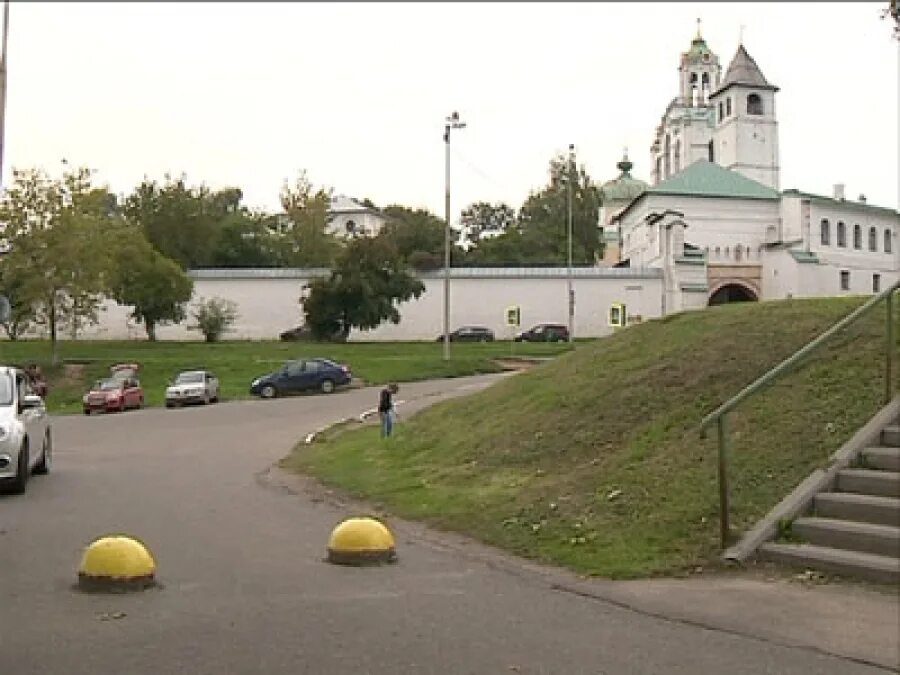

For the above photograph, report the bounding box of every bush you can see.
[189,297,238,343]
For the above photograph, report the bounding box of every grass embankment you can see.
[0,340,570,414]
[284,297,898,579]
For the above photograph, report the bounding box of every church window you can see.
[726,97,732,116]
[747,93,763,115]
[707,140,714,162]
[690,73,698,106]
[674,140,681,172]
[853,224,862,249]
[735,244,743,261]
[701,72,710,104]
[873,274,881,293]
[655,157,662,181]
[868,227,877,251]
[836,221,846,247]
[718,102,724,122]
[885,229,893,254]
[840,270,850,291]
[664,135,671,179]
[820,219,830,245]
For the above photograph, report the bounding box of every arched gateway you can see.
[708,283,758,305]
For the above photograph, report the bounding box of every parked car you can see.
[514,323,570,343]
[434,326,495,343]
[250,358,352,398]
[165,369,220,408]
[0,366,52,494]
[82,375,144,414]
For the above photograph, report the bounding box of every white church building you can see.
[602,28,898,313]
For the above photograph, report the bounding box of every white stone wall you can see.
[75,268,665,342]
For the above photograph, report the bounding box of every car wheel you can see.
[320,379,335,394]
[165,401,174,409]
[260,384,277,399]
[119,400,127,413]
[203,392,210,405]
[9,443,29,494]
[83,408,91,416]
[137,397,144,409]
[33,431,51,475]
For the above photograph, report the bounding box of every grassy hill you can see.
[286,297,898,578]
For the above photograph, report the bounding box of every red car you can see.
[82,367,144,414]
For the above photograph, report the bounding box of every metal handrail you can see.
[700,280,899,548]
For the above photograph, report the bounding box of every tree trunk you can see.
[146,320,157,342]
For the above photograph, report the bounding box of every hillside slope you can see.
[287,297,898,578]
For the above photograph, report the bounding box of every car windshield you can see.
[97,379,122,391]
[0,374,12,405]
[175,372,204,384]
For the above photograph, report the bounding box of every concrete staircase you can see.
[759,420,900,584]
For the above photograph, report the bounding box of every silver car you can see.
[0,366,52,494]
[165,369,220,408]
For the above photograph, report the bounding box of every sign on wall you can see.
[608,302,626,327]
[505,305,521,327]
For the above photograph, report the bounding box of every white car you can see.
[0,366,51,494]
[165,370,220,408]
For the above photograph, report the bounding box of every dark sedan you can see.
[435,326,495,343]
[249,358,352,398]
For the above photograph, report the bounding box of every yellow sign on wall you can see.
[505,305,521,327]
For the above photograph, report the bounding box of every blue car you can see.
[249,358,352,398]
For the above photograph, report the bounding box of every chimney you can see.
[858,194,867,204]
[833,183,845,201]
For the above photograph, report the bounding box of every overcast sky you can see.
[5,2,898,220]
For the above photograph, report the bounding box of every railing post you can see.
[888,290,895,405]
[717,415,730,549]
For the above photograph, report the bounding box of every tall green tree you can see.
[515,153,603,264]
[279,171,341,267]
[376,205,448,270]
[302,237,424,340]
[107,224,194,340]
[124,176,242,269]
[0,166,115,363]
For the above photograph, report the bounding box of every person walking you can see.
[378,383,399,438]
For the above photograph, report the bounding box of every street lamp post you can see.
[566,143,575,343]
[0,1,10,190]
[443,111,465,361]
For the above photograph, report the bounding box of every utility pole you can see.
[566,143,575,343]
[0,0,9,190]
[442,111,465,361]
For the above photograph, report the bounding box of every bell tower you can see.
[709,42,780,190]
[678,19,722,107]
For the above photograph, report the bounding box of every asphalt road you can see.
[1,374,896,675]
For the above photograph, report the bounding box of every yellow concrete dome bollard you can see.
[326,517,397,566]
[77,535,157,592]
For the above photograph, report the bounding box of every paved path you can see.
[1,374,897,674]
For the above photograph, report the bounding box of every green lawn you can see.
[283,297,898,579]
[0,339,571,414]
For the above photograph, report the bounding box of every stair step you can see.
[791,517,900,557]
[759,542,900,584]
[883,425,900,447]
[815,492,900,527]
[837,469,900,498]
[861,446,900,471]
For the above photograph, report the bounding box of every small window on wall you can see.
[726,97,732,116]
[747,93,763,115]
[820,219,830,245]
[840,270,850,291]
[853,224,862,249]
[718,102,724,122]
[885,229,893,253]
[836,221,847,247]
[868,227,877,251]
[873,274,881,293]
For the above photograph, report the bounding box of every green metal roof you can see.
[648,159,779,200]
[789,250,820,264]
[781,189,899,217]
[600,153,649,202]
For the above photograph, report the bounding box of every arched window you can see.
[726,97,732,116]
[820,219,830,245]
[853,224,862,249]
[886,229,893,254]
[868,227,877,251]
[701,72,710,104]
[837,221,847,247]
[708,140,715,162]
[747,93,763,115]
[718,101,724,122]
[674,140,681,173]
[735,244,743,261]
